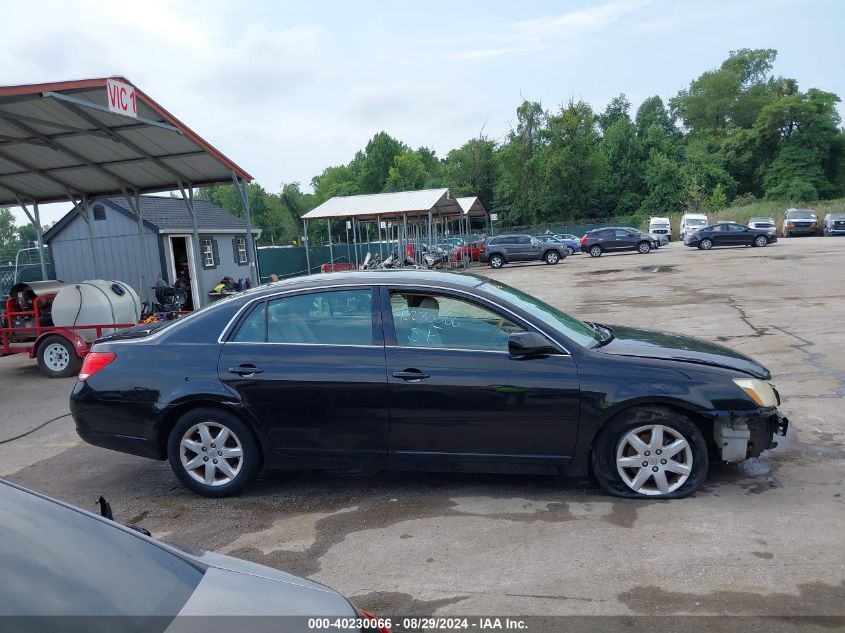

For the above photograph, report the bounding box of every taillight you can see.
[79,352,116,381]
[479,247,485,253]
[580,236,588,243]
[357,608,391,633]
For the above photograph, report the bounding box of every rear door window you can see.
[267,289,374,345]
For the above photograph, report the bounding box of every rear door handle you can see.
[392,369,430,381]
[228,364,263,376]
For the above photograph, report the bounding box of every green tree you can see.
[443,137,498,206]
[536,100,606,222]
[17,221,39,245]
[355,132,408,193]
[0,208,20,247]
[600,117,645,214]
[385,150,428,192]
[598,93,631,132]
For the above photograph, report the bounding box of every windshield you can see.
[830,214,845,220]
[686,218,707,226]
[481,278,602,348]
[787,210,816,219]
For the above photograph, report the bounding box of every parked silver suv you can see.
[822,212,845,236]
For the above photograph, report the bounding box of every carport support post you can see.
[303,220,311,275]
[81,196,100,278]
[122,189,149,302]
[14,196,47,280]
[231,174,258,287]
[327,219,334,267]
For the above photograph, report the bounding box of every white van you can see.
[648,217,672,241]
[679,213,709,241]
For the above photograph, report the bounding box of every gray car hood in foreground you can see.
[596,324,770,379]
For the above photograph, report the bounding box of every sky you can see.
[1,0,843,225]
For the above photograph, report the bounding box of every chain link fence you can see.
[0,244,56,303]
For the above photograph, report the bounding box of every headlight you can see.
[732,378,778,407]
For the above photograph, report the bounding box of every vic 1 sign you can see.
[106,79,138,118]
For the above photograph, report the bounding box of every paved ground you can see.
[2,238,844,621]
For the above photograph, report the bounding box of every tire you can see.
[637,241,651,254]
[589,245,603,258]
[544,250,560,265]
[753,235,768,247]
[36,335,82,378]
[591,407,708,499]
[567,247,575,256]
[698,238,713,250]
[489,254,505,269]
[167,408,261,498]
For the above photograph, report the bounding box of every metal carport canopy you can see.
[301,188,465,221]
[0,76,258,300]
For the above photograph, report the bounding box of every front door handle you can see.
[228,364,263,376]
[392,369,430,381]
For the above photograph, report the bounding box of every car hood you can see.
[596,325,770,379]
[167,545,356,616]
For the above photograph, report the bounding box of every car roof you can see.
[245,269,489,297]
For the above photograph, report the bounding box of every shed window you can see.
[235,238,247,264]
[201,239,215,267]
[92,204,106,221]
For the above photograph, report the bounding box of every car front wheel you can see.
[637,241,651,254]
[567,246,575,256]
[698,238,713,250]
[489,254,505,269]
[167,408,261,497]
[544,250,560,264]
[592,407,708,499]
[589,245,603,258]
[753,235,769,247]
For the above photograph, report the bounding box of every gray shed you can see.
[43,196,260,309]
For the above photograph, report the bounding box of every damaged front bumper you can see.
[710,409,788,462]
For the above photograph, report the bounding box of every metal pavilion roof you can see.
[301,188,464,221]
[456,196,487,217]
[0,76,252,206]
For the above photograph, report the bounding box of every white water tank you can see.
[51,280,141,341]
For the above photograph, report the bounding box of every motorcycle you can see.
[422,244,449,269]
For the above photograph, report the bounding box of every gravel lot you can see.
[1,238,843,623]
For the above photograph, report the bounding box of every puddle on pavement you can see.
[771,254,805,261]
[582,269,624,275]
[639,265,677,273]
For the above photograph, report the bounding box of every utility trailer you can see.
[0,281,134,378]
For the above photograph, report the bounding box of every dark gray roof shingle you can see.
[106,196,248,231]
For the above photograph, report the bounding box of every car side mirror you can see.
[508,331,559,358]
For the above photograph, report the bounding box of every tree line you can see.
[198,48,843,244]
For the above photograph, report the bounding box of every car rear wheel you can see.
[753,235,768,247]
[167,408,261,497]
[592,407,708,499]
[36,335,82,378]
[637,241,651,254]
[489,254,505,269]
[544,250,560,264]
[698,238,713,250]
[589,245,603,258]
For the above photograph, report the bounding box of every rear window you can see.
[0,483,202,622]
[786,210,816,219]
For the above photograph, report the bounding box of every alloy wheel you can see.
[546,252,559,264]
[700,239,712,250]
[754,235,768,247]
[615,424,693,496]
[590,246,602,257]
[638,242,650,254]
[179,421,244,487]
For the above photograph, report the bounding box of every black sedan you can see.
[0,479,376,630]
[71,271,787,499]
[684,222,777,249]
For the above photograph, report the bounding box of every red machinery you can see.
[0,281,134,378]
